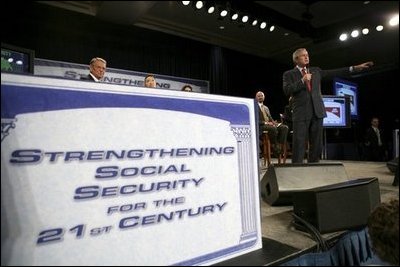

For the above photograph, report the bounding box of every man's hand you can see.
[354,61,374,71]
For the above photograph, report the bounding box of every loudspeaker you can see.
[387,157,399,173]
[293,177,381,234]
[260,163,349,206]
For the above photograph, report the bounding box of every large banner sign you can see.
[34,58,210,93]
[1,74,261,265]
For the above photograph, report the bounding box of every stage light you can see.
[351,30,359,38]
[182,1,190,6]
[251,19,258,26]
[260,22,267,29]
[389,14,399,26]
[362,28,369,35]
[376,25,383,31]
[241,15,249,23]
[269,25,275,32]
[339,33,348,41]
[204,1,216,14]
[195,1,203,10]
[220,9,228,17]
[231,13,238,21]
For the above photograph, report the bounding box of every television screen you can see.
[333,78,358,119]
[323,95,351,128]
[1,43,35,74]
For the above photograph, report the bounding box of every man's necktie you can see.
[261,105,268,121]
[302,68,312,92]
[375,128,382,146]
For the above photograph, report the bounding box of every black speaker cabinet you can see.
[293,177,381,234]
[387,157,398,173]
[260,163,349,206]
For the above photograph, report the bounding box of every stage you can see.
[216,160,399,266]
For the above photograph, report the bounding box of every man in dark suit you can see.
[81,57,107,82]
[283,48,373,163]
[365,117,386,161]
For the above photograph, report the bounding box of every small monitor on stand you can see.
[333,78,358,120]
[1,43,35,74]
[322,95,351,128]
[322,95,351,159]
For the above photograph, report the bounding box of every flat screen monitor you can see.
[1,43,35,74]
[323,95,351,128]
[333,78,358,119]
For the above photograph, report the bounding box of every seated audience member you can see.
[81,57,106,82]
[181,85,193,92]
[144,74,156,88]
[367,198,399,265]
[256,91,289,156]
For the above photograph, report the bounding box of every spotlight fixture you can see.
[339,33,348,41]
[389,14,399,26]
[203,1,215,14]
[362,28,369,35]
[260,22,267,29]
[195,1,203,10]
[241,15,249,23]
[251,19,258,26]
[376,25,383,31]
[269,25,275,32]
[231,12,239,21]
[220,9,228,17]
[182,1,190,6]
[351,30,359,38]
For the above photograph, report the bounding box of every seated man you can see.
[256,91,289,157]
[81,57,107,82]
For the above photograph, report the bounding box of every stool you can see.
[261,131,271,167]
[262,132,288,167]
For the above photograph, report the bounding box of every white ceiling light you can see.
[220,9,228,17]
[269,25,275,32]
[339,33,348,41]
[351,30,359,38]
[195,1,203,9]
[389,14,399,26]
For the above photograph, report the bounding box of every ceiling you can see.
[39,1,398,71]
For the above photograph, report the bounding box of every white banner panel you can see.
[1,73,261,266]
[34,58,210,93]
